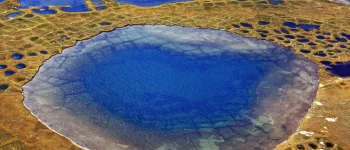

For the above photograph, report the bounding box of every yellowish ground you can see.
[0,0,349,149]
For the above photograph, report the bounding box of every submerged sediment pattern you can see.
[23,25,319,150]
[0,0,350,149]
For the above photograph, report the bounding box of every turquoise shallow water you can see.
[23,25,319,150]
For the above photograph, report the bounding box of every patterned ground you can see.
[0,0,350,149]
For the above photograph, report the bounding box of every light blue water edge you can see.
[23,25,319,150]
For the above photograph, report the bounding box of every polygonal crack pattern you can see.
[0,0,349,149]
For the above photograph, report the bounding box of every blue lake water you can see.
[18,0,191,12]
[269,0,285,5]
[19,0,90,12]
[322,61,350,77]
[82,46,264,131]
[91,0,104,5]
[32,6,57,14]
[20,0,86,7]
[6,12,22,18]
[23,25,319,150]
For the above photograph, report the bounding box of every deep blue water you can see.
[92,0,104,5]
[61,5,90,12]
[6,12,22,18]
[95,5,107,10]
[20,0,85,7]
[0,65,7,69]
[11,53,24,60]
[19,0,191,11]
[269,0,285,5]
[32,6,57,14]
[322,61,350,77]
[282,21,320,31]
[16,64,26,69]
[81,47,265,131]
[115,0,191,6]
[5,70,15,76]
[0,84,8,91]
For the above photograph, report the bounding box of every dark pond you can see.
[114,0,191,6]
